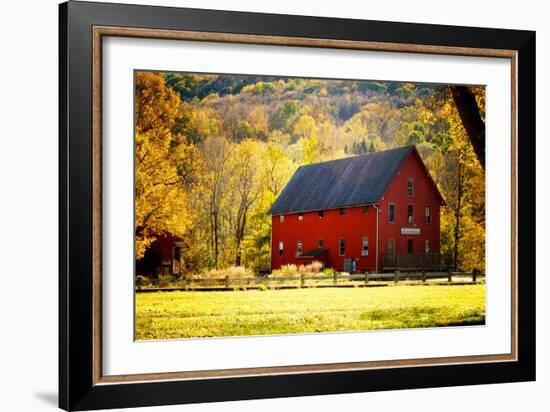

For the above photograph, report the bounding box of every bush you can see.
[136,275,150,289]
[323,267,336,277]
[199,266,254,279]
[309,261,324,273]
[158,274,177,287]
[270,264,299,278]
[270,262,324,278]
[299,261,324,275]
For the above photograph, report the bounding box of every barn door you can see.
[343,258,352,273]
[172,243,183,275]
[407,239,414,254]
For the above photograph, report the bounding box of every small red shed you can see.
[268,146,445,273]
[135,234,185,277]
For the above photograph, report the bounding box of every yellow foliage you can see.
[134,74,486,276]
[134,72,199,259]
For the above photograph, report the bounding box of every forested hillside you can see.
[135,71,485,273]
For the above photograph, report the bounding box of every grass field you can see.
[135,284,485,340]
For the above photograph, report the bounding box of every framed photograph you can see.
[59,1,535,410]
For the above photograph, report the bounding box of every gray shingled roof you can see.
[268,146,414,215]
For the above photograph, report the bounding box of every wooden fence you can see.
[381,253,446,271]
[136,271,484,292]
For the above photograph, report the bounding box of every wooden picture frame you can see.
[59,1,535,410]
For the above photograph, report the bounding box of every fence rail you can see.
[382,253,446,271]
[136,271,484,292]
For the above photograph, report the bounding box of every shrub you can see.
[199,266,254,279]
[257,284,268,291]
[308,261,324,273]
[323,267,336,277]
[271,262,325,278]
[158,274,176,287]
[270,264,299,278]
[301,261,324,275]
[136,275,149,289]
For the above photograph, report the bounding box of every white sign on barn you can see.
[401,227,421,235]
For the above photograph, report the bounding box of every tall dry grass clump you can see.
[270,261,324,277]
[270,264,299,278]
[309,261,324,273]
[199,266,254,279]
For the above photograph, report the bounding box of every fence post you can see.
[365,272,369,285]
[447,270,452,283]
[333,272,337,285]
[422,271,426,283]
[472,271,477,283]
[300,274,305,288]
[394,270,399,283]
[225,275,230,288]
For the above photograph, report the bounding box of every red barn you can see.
[268,146,446,273]
[136,234,185,278]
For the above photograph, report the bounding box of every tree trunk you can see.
[213,211,219,268]
[234,208,248,266]
[450,86,486,170]
[453,162,464,271]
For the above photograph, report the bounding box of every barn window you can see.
[279,215,284,223]
[362,237,369,256]
[317,239,324,248]
[298,213,303,221]
[296,240,303,256]
[339,208,346,216]
[407,204,414,224]
[388,203,395,223]
[339,239,345,256]
[387,239,395,255]
[318,210,324,219]
[278,241,284,257]
[425,239,431,254]
[407,178,414,197]
[425,206,432,224]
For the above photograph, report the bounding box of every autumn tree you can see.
[201,135,232,268]
[228,140,262,266]
[437,95,485,271]
[293,114,324,164]
[240,143,296,269]
[134,72,199,259]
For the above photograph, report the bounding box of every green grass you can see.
[135,284,485,340]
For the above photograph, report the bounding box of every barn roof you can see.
[268,146,416,215]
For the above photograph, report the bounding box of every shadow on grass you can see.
[360,306,485,329]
